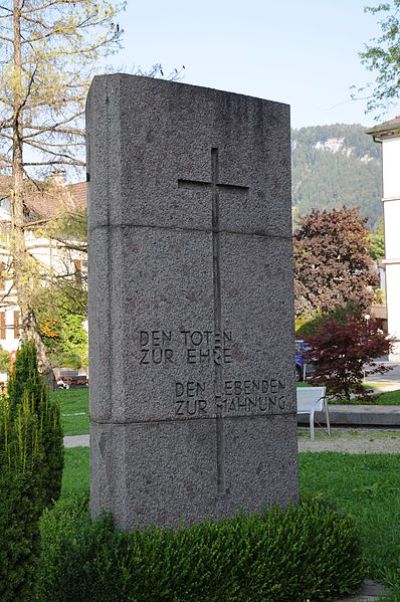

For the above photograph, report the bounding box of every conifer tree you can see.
[8,340,63,506]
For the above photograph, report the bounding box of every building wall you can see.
[382,137,400,199]
[0,218,87,362]
[382,136,400,360]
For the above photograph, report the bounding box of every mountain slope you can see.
[292,124,382,228]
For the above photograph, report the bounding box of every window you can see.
[0,313,6,340]
[14,311,20,339]
[0,262,5,292]
[74,259,82,285]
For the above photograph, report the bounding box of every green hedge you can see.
[36,494,365,602]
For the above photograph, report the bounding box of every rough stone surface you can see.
[91,415,299,529]
[87,74,298,529]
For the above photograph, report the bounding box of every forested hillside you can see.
[292,124,382,228]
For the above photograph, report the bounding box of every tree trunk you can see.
[11,1,55,388]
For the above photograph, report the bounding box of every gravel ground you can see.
[335,579,386,602]
[299,428,400,454]
[64,430,400,454]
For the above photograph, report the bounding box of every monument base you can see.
[90,415,299,530]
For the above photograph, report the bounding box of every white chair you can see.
[297,386,330,440]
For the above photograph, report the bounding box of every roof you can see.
[366,115,400,140]
[0,175,87,221]
[67,181,87,209]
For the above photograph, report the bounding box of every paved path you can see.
[299,427,400,453]
[335,579,386,601]
[64,434,89,448]
[298,404,400,428]
[65,428,400,455]
[365,360,400,386]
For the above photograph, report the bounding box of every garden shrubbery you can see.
[36,494,365,602]
[8,341,64,505]
[304,312,391,401]
[0,394,44,601]
[0,341,63,600]
[0,342,366,601]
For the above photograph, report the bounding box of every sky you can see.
[106,0,400,129]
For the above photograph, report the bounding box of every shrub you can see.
[295,310,324,338]
[305,314,392,401]
[8,341,63,506]
[36,494,365,602]
[8,341,44,410]
[0,341,64,600]
[0,395,44,601]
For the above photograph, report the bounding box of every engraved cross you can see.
[178,148,249,347]
[178,147,249,234]
[178,147,249,496]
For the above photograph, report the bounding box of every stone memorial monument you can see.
[87,74,298,530]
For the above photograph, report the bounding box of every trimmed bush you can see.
[36,494,365,602]
[8,341,44,409]
[0,395,44,601]
[8,341,63,506]
[0,342,64,599]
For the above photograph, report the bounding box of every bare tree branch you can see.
[24,139,81,162]
[23,0,88,14]
[24,159,85,166]
[0,0,120,370]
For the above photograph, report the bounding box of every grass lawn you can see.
[300,453,400,598]
[61,447,89,499]
[325,388,400,405]
[61,446,400,597]
[374,389,400,405]
[52,388,89,435]
[334,388,400,405]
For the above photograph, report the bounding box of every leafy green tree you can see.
[357,1,400,117]
[46,313,88,369]
[35,285,87,368]
[58,315,88,367]
[369,217,385,261]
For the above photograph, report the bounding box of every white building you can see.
[0,174,87,377]
[367,116,400,361]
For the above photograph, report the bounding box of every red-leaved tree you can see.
[305,315,392,401]
[294,207,379,317]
